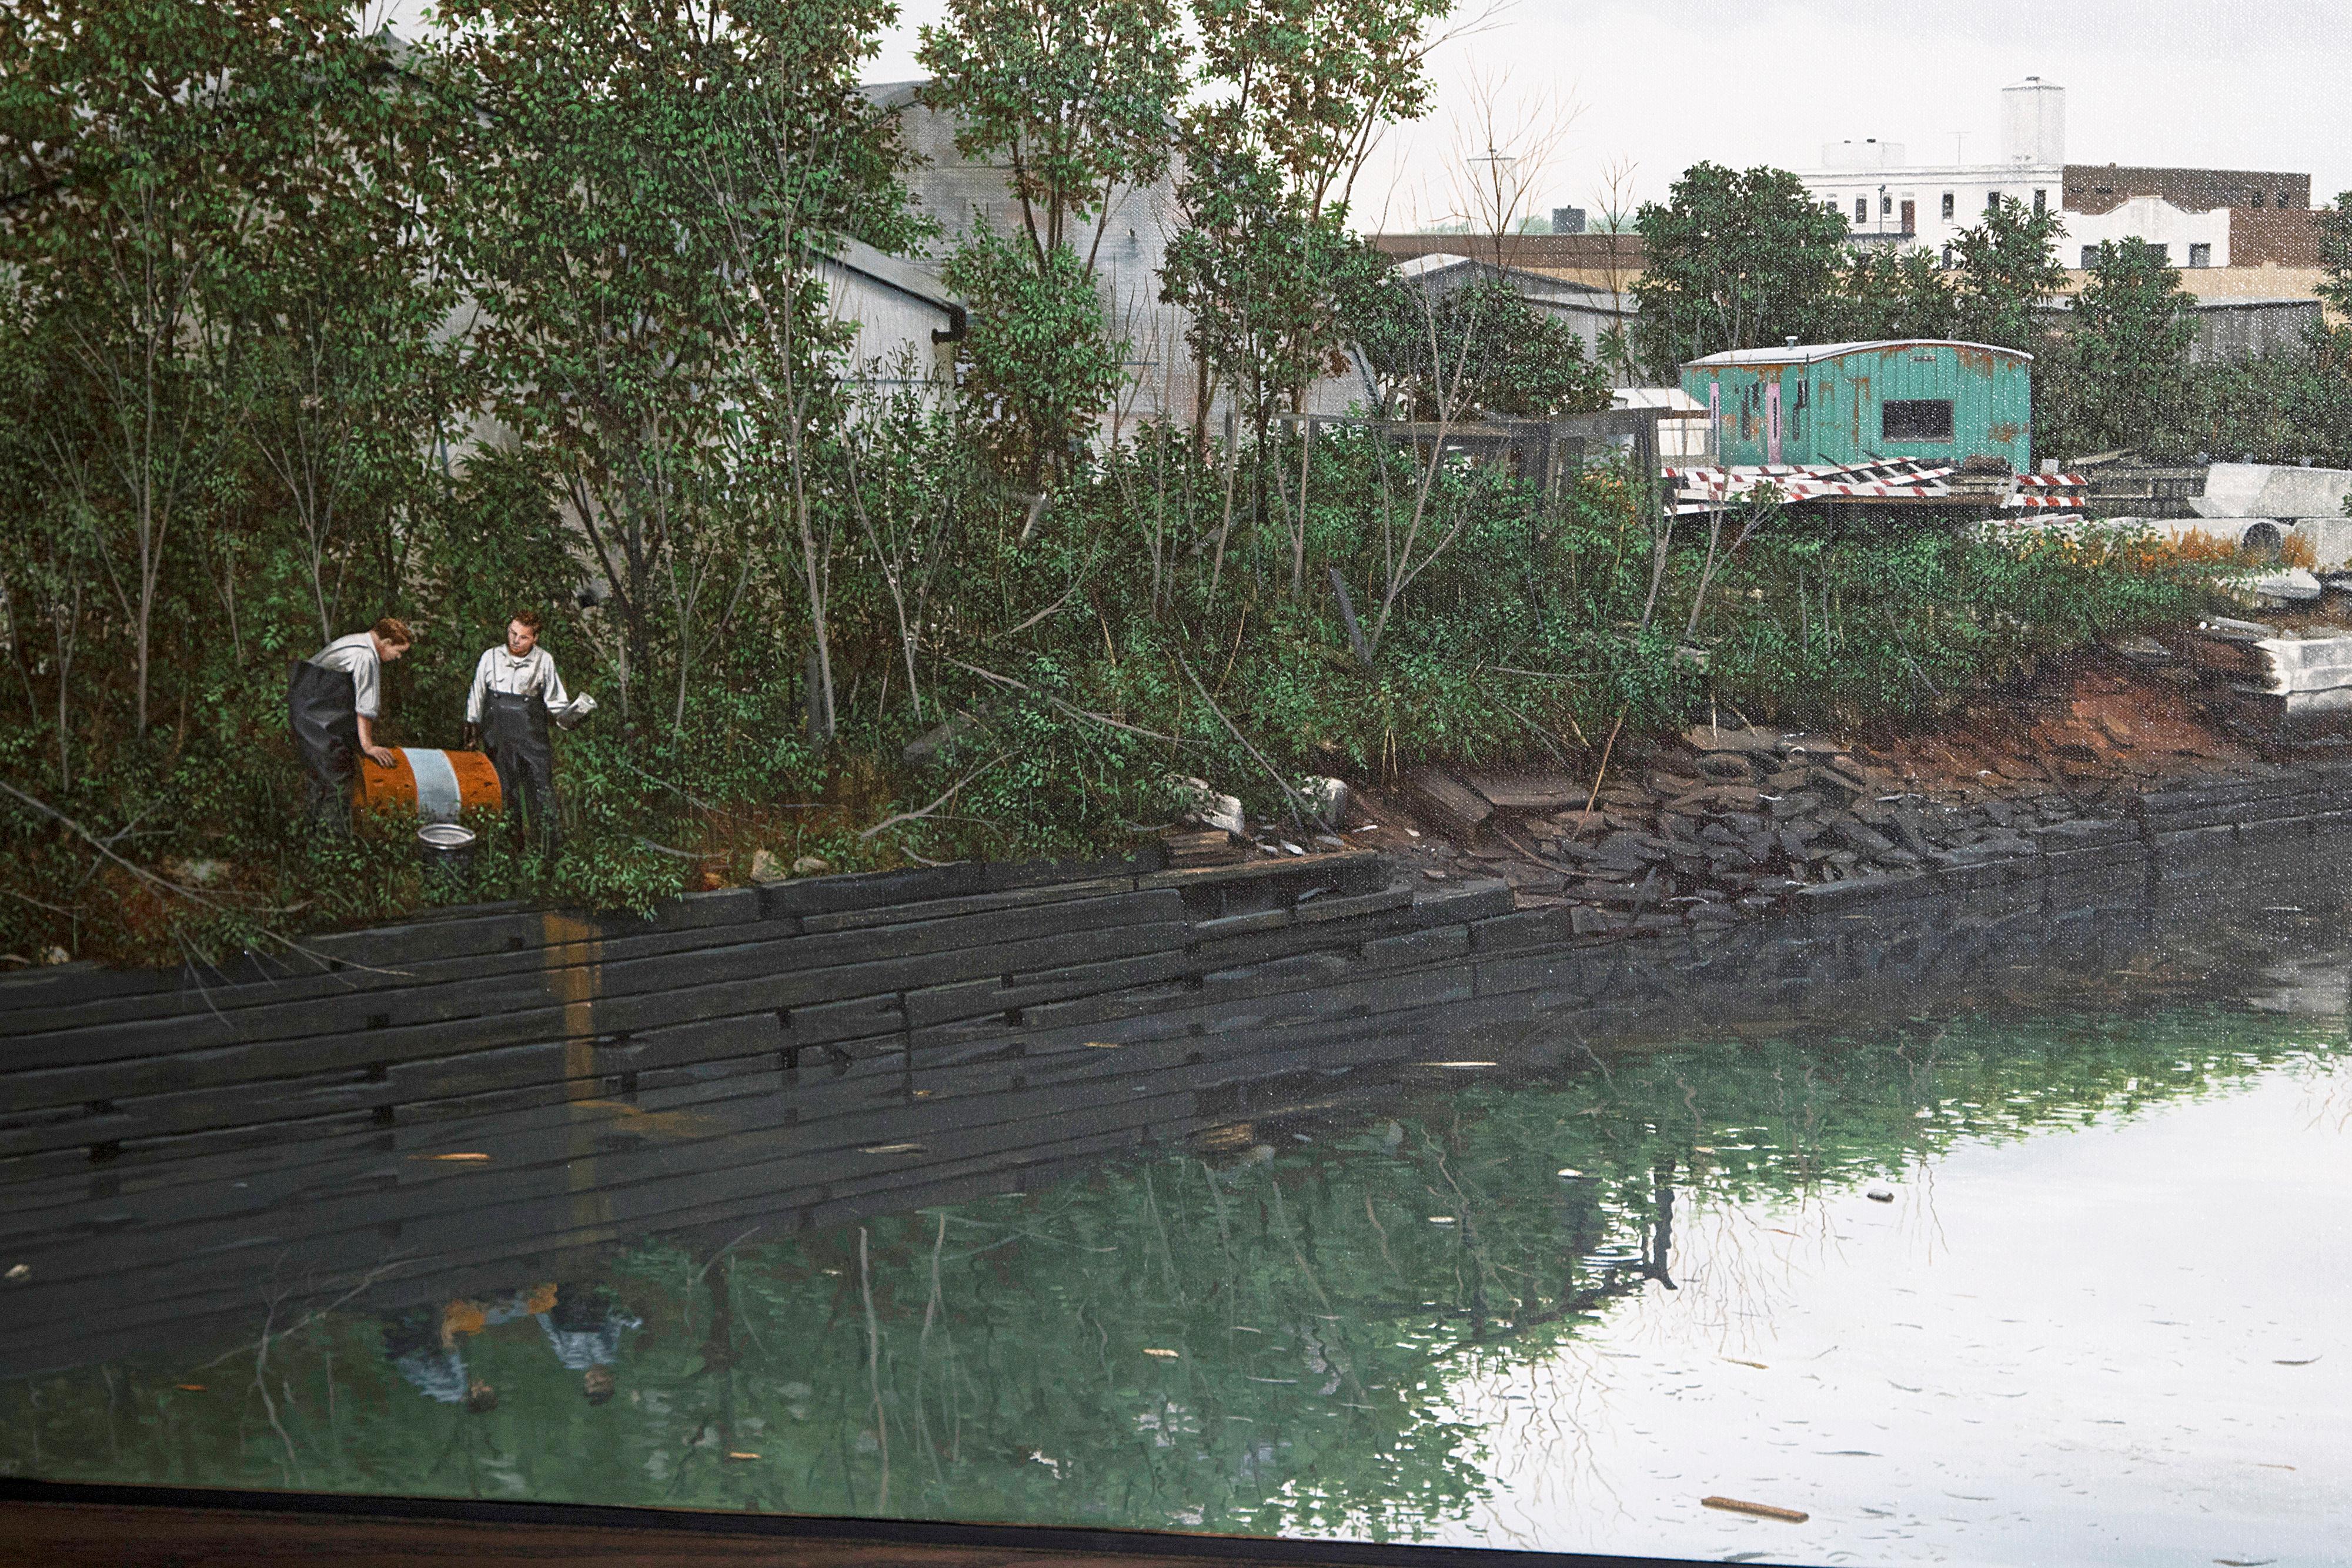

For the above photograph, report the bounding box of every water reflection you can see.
[3,844,2351,1565]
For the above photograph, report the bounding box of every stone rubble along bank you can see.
[1361,666,2333,937]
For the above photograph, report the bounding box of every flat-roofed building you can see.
[1800,78,2326,307]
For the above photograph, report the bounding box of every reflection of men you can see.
[538,1282,641,1405]
[288,617,413,834]
[381,1303,496,1413]
[379,1287,551,1412]
[465,611,569,854]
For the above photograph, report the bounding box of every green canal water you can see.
[4,886,2351,1565]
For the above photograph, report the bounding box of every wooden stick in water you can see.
[1702,1495,1810,1524]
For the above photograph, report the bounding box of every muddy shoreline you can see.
[1342,653,2333,935]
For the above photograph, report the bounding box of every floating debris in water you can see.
[417,1153,491,1163]
[3,1264,27,1282]
[1142,1348,1180,1358]
[858,1143,926,1156]
[1866,1189,1895,1202]
[1702,1496,1809,1523]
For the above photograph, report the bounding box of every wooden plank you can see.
[1,887,1188,1077]
[1406,768,1492,837]
[0,914,1194,1116]
[1462,769,1589,813]
[900,949,1197,1032]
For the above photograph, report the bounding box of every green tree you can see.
[1825,246,1959,343]
[0,0,383,737]
[942,223,1127,486]
[1631,163,1850,379]
[1160,0,1445,591]
[1352,272,1611,422]
[431,0,916,732]
[914,0,1188,482]
[1174,0,1433,417]
[916,0,1188,273]
[2315,189,2352,323]
[1157,151,1388,554]
[234,41,471,647]
[1948,195,2067,352]
[2143,330,2352,469]
[2041,239,2197,460]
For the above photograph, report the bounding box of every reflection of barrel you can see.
[351,748,502,824]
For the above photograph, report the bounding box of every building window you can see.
[1942,192,1955,219]
[2145,242,2170,263]
[1855,196,1867,223]
[2277,190,2292,209]
[2189,242,2212,268]
[1883,399,1955,442]
[1986,190,2002,210]
[1881,193,1893,216]
[1941,244,1955,268]
[2251,190,2266,209]
[2033,189,2047,214]
[2081,245,2099,269]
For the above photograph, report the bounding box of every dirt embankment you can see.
[1337,654,2283,935]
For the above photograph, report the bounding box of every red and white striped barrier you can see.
[1666,463,2090,514]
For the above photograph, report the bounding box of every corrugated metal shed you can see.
[1680,340,2033,473]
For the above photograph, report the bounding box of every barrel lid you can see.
[417,823,477,848]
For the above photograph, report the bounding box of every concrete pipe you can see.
[352,747,502,824]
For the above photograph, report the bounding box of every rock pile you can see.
[1452,730,2022,934]
[1388,713,2199,937]
[1177,661,2293,938]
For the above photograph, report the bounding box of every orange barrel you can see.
[351,747,503,824]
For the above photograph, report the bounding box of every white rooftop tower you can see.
[2001,76,2065,167]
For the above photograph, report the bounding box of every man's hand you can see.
[364,744,398,768]
[463,723,481,751]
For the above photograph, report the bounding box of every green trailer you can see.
[1680,339,2033,474]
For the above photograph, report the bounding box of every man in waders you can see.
[289,617,413,834]
[465,611,570,855]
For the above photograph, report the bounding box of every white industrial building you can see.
[1805,78,2258,273]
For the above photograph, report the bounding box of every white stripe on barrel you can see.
[403,747,465,824]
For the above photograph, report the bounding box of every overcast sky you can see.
[865,0,2351,230]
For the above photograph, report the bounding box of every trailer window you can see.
[1883,399,1954,441]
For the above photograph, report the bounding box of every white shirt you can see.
[466,644,570,724]
[308,631,385,718]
